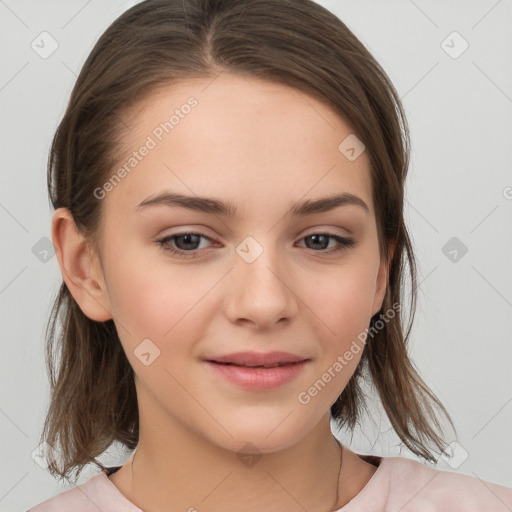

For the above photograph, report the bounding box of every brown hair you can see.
[41,0,455,482]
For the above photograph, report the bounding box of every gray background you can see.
[1,0,511,510]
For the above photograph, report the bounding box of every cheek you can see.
[306,258,379,345]
[104,247,216,353]
[294,263,377,410]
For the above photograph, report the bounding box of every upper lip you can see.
[205,351,309,367]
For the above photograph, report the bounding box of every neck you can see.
[129,423,342,512]
[108,383,368,512]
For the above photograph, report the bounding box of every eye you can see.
[156,231,356,259]
[156,231,215,259]
[297,233,356,253]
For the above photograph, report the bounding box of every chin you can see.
[202,407,322,455]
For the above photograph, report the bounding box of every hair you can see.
[41,0,455,482]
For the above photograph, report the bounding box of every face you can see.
[83,73,389,454]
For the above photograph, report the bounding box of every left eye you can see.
[298,233,355,252]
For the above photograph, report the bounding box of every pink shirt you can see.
[28,454,512,511]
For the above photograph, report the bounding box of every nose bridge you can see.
[227,233,297,326]
[235,233,283,282]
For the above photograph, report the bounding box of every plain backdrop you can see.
[1,1,511,510]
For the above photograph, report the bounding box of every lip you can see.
[203,351,310,391]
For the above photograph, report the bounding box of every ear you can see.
[51,208,113,322]
[370,239,395,317]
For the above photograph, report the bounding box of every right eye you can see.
[156,231,216,258]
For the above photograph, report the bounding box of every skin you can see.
[52,73,392,511]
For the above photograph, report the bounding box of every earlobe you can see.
[51,208,113,322]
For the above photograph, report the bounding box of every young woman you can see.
[29,0,512,510]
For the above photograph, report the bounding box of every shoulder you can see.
[381,456,512,511]
[27,480,97,512]
[27,467,140,512]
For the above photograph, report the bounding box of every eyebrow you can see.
[135,191,369,216]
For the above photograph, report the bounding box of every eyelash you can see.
[156,231,356,259]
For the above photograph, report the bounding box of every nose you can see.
[224,238,299,330]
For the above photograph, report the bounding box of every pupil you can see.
[307,234,328,250]
[177,234,200,250]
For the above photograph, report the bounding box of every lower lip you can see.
[204,360,308,390]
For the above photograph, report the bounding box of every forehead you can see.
[107,73,374,219]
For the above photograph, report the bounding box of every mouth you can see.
[203,352,310,390]
[205,351,309,367]
[207,361,305,368]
